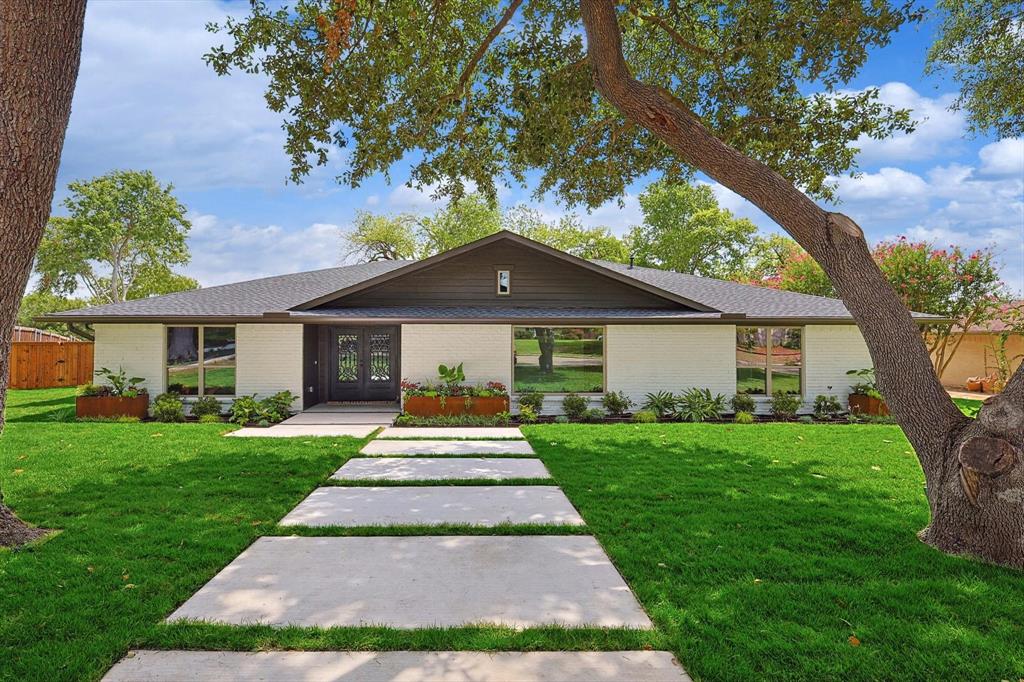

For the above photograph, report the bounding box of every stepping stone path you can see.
[377,426,525,439]
[280,486,584,527]
[227,425,378,438]
[361,439,535,455]
[332,456,551,481]
[110,424,689,680]
[104,650,690,681]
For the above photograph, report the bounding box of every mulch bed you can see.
[0,504,50,548]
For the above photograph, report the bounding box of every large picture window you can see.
[167,326,236,396]
[736,327,802,395]
[513,327,603,393]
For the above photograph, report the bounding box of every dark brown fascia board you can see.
[288,230,719,313]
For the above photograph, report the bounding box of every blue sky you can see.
[54,0,1023,293]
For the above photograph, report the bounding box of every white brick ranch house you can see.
[44,231,929,415]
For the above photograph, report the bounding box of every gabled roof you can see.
[41,230,942,324]
[291,231,714,312]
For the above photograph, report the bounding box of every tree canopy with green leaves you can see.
[34,170,195,305]
[628,180,756,278]
[206,0,1024,568]
[927,0,1024,137]
[342,192,630,261]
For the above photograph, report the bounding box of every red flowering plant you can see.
[398,378,509,399]
[748,236,1009,377]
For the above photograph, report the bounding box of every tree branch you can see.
[444,0,523,106]
[579,0,965,460]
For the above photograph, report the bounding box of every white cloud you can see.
[846,82,966,165]
[185,213,343,286]
[978,138,1024,176]
[57,0,324,192]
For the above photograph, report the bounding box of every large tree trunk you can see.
[535,328,556,374]
[0,0,87,546]
[580,0,1024,568]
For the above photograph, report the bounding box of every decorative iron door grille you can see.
[328,326,399,402]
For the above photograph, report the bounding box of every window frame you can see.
[735,325,804,397]
[496,269,511,296]
[165,325,237,398]
[510,325,606,395]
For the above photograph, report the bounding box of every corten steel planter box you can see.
[847,394,889,417]
[404,395,510,417]
[76,394,150,419]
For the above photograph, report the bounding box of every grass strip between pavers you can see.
[322,477,556,487]
[355,452,538,459]
[143,622,665,653]
[267,523,590,537]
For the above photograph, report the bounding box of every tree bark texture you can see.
[0,0,87,545]
[579,0,1024,568]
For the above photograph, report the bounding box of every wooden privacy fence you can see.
[8,341,94,389]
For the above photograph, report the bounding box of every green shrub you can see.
[553,415,570,424]
[734,410,755,424]
[676,388,727,422]
[198,413,223,423]
[190,395,222,418]
[152,393,185,423]
[601,390,633,416]
[581,407,605,423]
[78,383,104,397]
[797,415,814,424]
[642,391,677,419]
[562,393,589,420]
[631,410,658,423]
[730,393,756,413]
[518,390,544,413]
[813,394,843,419]
[229,395,266,425]
[93,366,146,397]
[518,405,539,424]
[264,391,297,422]
[770,391,802,420]
[394,413,512,427]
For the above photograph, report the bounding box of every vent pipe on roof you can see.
[628,255,634,269]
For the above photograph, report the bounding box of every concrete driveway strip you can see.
[166,535,652,629]
[278,486,585,527]
[103,650,691,681]
[331,457,551,481]
[361,440,535,455]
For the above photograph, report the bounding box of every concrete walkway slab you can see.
[227,425,377,438]
[167,536,652,628]
[332,457,550,481]
[279,486,584,527]
[378,427,524,439]
[104,650,689,681]
[361,440,534,456]
[282,412,396,426]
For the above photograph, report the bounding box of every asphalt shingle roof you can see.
[46,244,935,322]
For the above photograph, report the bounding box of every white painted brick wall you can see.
[400,324,513,388]
[235,324,303,410]
[605,325,736,407]
[803,324,873,405]
[93,323,166,398]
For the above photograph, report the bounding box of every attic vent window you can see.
[497,269,511,295]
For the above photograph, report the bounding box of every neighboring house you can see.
[42,231,937,414]
[935,302,1024,390]
[13,326,75,343]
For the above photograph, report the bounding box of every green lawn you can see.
[0,388,364,681]
[523,423,1024,680]
[2,389,1021,681]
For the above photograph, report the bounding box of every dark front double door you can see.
[329,326,399,402]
